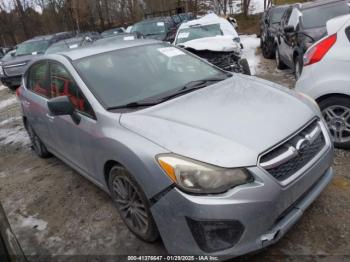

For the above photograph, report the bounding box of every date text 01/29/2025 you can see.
[127,256,219,261]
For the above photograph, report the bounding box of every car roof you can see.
[297,0,348,10]
[58,38,160,61]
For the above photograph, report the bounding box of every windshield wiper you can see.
[108,75,230,110]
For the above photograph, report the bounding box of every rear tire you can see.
[108,165,159,242]
[26,124,51,158]
[275,47,286,70]
[294,55,303,80]
[239,58,251,75]
[319,96,350,149]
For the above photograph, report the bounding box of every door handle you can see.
[46,113,55,121]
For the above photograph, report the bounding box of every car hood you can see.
[1,53,38,67]
[120,75,317,168]
[179,35,241,52]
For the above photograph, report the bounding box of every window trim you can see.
[48,60,97,120]
[26,60,51,100]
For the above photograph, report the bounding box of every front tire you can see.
[262,39,274,59]
[108,165,159,242]
[319,96,350,149]
[26,123,51,158]
[239,58,251,75]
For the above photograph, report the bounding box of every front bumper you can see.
[151,142,334,257]
[1,75,22,88]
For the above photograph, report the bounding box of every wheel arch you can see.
[103,160,123,189]
[316,93,350,104]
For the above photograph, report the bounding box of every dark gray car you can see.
[18,39,334,257]
[0,32,73,90]
[275,0,350,79]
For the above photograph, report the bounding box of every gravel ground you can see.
[0,39,349,261]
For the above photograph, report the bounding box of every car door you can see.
[278,7,293,62]
[46,61,99,178]
[23,61,53,147]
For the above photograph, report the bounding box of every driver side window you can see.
[49,62,95,119]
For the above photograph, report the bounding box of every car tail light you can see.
[303,34,337,66]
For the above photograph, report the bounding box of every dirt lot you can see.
[0,40,349,261]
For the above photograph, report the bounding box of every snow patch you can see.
[17,214,48,231]
[240,34,261,75]
[0,85,7,91]
[0,97,17,110]
[0,117,21,126]
[0,171,7,178]
[0,126,30,146]
[229,0,265,15]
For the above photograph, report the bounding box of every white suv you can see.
[296,14,350,149]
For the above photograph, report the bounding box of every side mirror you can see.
[47,96,81,124]
[284,25,295,33]
[11,52,15,57]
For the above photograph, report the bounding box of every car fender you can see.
[96,125,173,200]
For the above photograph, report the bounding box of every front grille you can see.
[260,120,326,182]
[186,49,236,71]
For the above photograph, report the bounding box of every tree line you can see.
[0,0,221,46]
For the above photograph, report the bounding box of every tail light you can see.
[303,34,337,66]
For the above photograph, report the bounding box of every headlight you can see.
[157,154,252,194]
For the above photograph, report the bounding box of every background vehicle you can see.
[0,32,73,90]
[0,203,26,262]
[296,14,350,149]
[131,17,178,42]
[18,40,333,258]
[101,27,125,38]
[260,5,288,58]
[93,33,143,46]
[174,13,250,75]
[45,34,98,54]
[275,0,350,79]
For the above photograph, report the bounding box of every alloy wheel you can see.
[111,170,149,235]
[322,105,350,143]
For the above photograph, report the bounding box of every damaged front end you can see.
[186,48,251,75]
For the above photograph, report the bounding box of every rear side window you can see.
[49,62,95,119]
[346,26,350,42]
[27,62,50,98]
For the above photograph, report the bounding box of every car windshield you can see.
[301,3,350,29]
[131,21,166,36]
[175,24,222,44]
[271,8,286,23]
[74,43,225,109]
[16,40,49,56]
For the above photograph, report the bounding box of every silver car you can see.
[18,39,334,257]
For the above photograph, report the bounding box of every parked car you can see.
[0,32,73,90]
[45,35,96,54]
[296,14,350,149]
[260,5,289,58]
[0,203,26,262]
[131,17,178,42]
[174,13,251,75]
[101,27,126,38]
[275,0,350,79]
[18,39,334,257]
